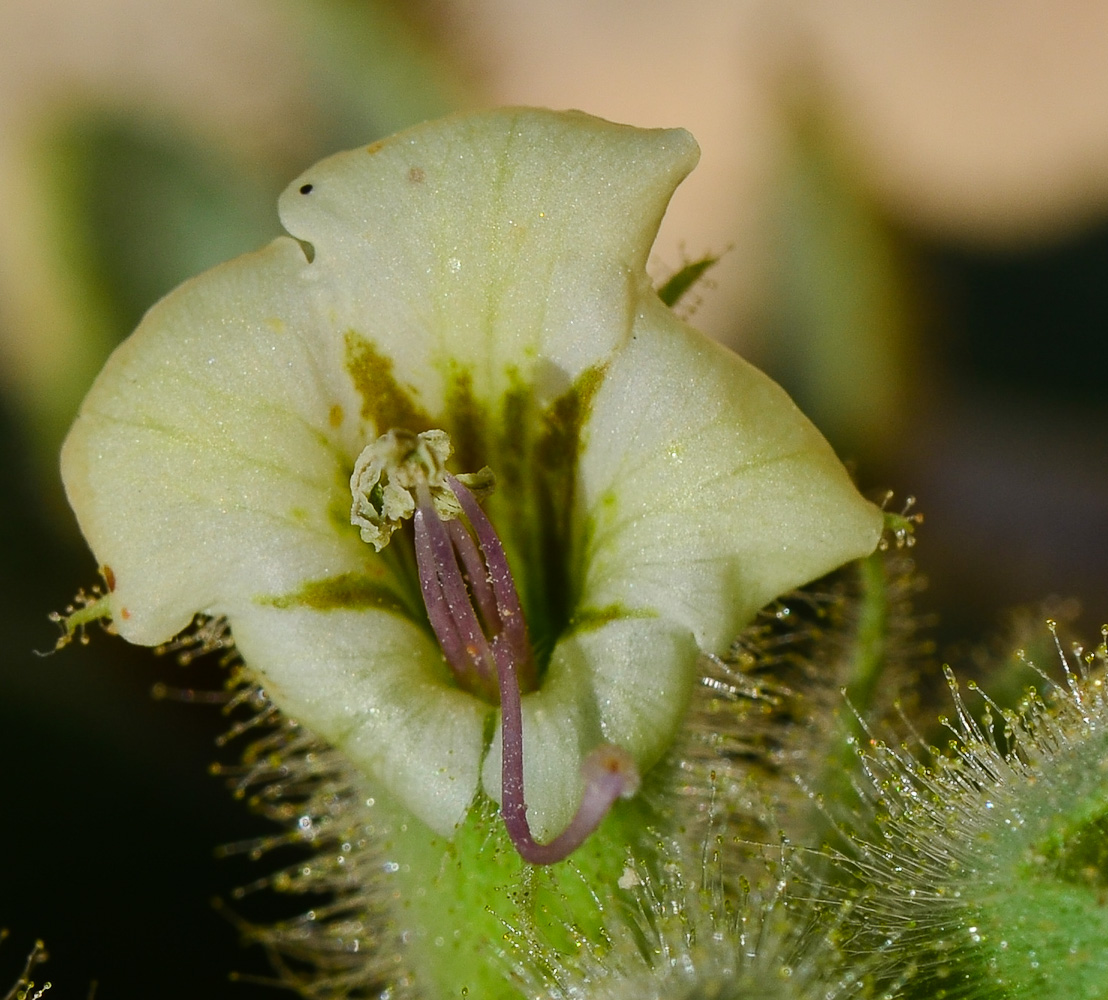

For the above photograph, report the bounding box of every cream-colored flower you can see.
[61,108,881,849]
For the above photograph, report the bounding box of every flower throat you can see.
[350,428,638,863]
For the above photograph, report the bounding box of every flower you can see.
[60,108,882,851]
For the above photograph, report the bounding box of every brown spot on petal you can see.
[328,404,344,428]
[408,165,425,183]
[102,565,116,592]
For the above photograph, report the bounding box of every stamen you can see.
[413,508,473,682]
[436,475,640,864]
[445,517,499,635]
[414,482,499,704]
[350,429,452,550]
[445,475,533,688]
[368,429,641,863]
[493,623,640,864]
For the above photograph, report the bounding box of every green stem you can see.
[810,549,889,842]
[843,549,888,718]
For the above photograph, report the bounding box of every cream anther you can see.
[349,428,495,551]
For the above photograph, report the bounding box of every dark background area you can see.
[903,224,1108,647]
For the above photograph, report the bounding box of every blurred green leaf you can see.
[46,114,280,341]
[288,0,471,150]
[770,119,914,461]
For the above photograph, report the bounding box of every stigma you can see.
[350,429,639,864]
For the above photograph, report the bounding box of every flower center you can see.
[350,428,639,863]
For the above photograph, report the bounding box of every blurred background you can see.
[2,1,1107,996]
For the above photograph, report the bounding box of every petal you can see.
[231,604,490,837]
[565,616,700,772]
[576,297,884,655]
[61,237,385,646]
[277,108,699,414]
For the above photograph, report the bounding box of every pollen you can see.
[349,428,494,551]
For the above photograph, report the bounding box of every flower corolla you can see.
[61,108,882,848]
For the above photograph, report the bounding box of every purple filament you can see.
[445,517,499,636]
[413,475,639,864]
[413,482,498,703]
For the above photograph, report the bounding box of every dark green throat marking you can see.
[258,572,410,616]
[340,329,608,684]
[345,330,432,433]
[443,363,607,671]
[569,603,657,635]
